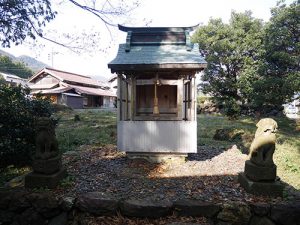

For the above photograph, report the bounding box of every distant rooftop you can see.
[0,72,27,86]
[28,67,108,88]
[0,72,26,80]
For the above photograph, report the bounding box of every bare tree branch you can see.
[67,0,116,27]
[0,0,144,53]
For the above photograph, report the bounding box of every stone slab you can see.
[76,192,119,216]
[174,199,220,217]
[120,199,173,218]
[244,160,276,181]
[217,202,251,225]
[0,210,14,224]
[18,207,47,225]
[25,168,67,189]
[238,173,283,197]
[166,223,205,225]
[49,212,68,225]
[270,202,300,225]
[249,216,276,225]
[249,202,270,216]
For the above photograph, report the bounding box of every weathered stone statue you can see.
[238,118,283,196]
[249,118,277,167]
[25,117,67,188]
[35,117,59,160]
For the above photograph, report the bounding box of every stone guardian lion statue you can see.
[35,117,59,160]
[249,118,278,167]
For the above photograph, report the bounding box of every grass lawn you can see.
[1,110,299,191]
[55,110,117,153]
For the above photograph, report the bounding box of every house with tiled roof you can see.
[0,72,27,86]
[28,67,116,109]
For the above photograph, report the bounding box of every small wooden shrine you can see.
[108,25,206,158]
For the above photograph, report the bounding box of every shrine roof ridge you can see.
[118,24,199,33]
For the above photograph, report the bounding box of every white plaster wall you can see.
[117,121,197,153]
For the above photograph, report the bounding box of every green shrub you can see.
[222,98,241,119]
[0,84,53,168]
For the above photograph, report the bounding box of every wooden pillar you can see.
[191,76,196,121]
[187,77,192,121]
[177,77,183,120]
[117,74,122,121]
[131,76,136,120]
[121,77,126,120]
[125,79,128,120]
[183,79,188,121]
[127,77,132,120]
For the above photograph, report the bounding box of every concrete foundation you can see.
[126,152,187,164]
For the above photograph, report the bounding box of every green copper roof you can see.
[109,43,205,64]
[108,25,206,72]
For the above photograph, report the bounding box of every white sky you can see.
[0,0,293,80]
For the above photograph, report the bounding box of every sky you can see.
[0,0,294,80]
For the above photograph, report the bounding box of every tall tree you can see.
[259,0,300,106]
[192,12,264,117]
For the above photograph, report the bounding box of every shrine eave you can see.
[108,63,206,74]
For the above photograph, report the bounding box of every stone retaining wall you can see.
[0,190,299,225]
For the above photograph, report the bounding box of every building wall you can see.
[66,96,84,109]
[59,94,83,109]
[35,75,59,85]
[103,96,115,108]
[83,95,115,108]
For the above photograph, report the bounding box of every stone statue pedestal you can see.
[238,172,283,197]
[32,155,62,175]
[25,167,67,189]
[239,160,283,197]
[244,160,276,181]
[25,155,67,189]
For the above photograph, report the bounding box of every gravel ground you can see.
[59,144,289,204]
